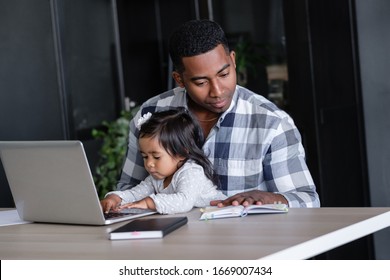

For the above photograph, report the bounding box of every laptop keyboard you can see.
[104,208,154,219]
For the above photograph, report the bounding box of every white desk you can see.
[1,207,390,260]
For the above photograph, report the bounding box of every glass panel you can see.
[62,0,118,135]
[211,0,288,109]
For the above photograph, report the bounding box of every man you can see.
[117,19,320,208]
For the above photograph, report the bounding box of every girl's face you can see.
[139,136,185,186]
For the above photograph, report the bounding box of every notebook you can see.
[0,140,156,225]
[109,216,188,240]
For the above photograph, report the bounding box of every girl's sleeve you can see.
[149,167,205,214]
[105,176,155,205]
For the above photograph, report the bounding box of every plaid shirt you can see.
[117,85,320,207]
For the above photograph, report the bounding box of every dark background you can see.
[0,0,389,259]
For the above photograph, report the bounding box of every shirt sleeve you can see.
[116,109,150,191]
[149,166,216,214]
[264,115,320,207]
[106,176,156,205]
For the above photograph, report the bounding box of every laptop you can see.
[0,140,156,225]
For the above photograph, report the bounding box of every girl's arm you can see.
[104,176,156,204]
[119,197,156,211]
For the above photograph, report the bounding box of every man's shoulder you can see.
[235,86,272,107]
[234,86,288,118]
[142,87,186,109]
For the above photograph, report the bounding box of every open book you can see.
[199,204,288,220]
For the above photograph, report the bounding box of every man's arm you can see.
[116,109,149,191]
[259,115,320,207]
[213,115,320,208]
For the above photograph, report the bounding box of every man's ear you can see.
[172,71,185,88]
[230,50,236,69]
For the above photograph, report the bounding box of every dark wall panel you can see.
[355,0,390,260]
[283,0,372,259]
[0,0,65,207]
[116,0,198,104]
[0,0,121,207]
[0,1,64,140]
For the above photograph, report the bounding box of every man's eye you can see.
[195,81,207,86]
[220,72,229,78]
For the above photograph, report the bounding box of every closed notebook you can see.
[109,216,188,240]
[199,204,288,220]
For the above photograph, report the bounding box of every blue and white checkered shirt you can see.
[117,85,320,208]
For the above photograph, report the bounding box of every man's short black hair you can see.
[168,19,230,73]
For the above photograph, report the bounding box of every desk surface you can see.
[1,207,390,260]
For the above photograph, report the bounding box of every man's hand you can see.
[210,190,288,207]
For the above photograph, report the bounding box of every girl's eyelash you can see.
[142,155,160,160]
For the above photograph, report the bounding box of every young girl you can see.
[100,108,226,214]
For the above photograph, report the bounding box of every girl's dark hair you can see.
[168,19,230,73]
[139,108,216,183]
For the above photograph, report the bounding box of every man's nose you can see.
[209,80,223,97]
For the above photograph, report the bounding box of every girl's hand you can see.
[100,194,122,213]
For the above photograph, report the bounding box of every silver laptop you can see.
[0,140,156,225]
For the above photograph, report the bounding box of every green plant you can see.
[92,106,139,198]
[233,37,270,86]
